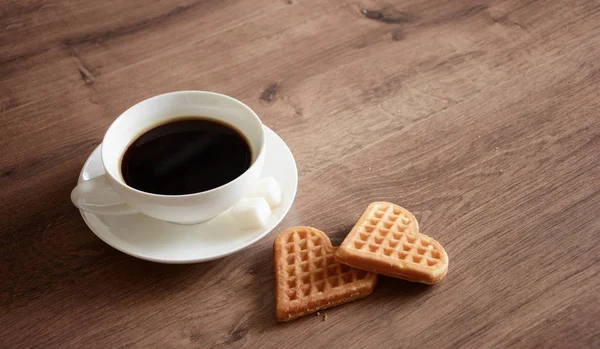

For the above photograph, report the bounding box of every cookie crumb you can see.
[316,312,320,316]
[322,314,328,321]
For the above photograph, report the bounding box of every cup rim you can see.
[100,90,266,198]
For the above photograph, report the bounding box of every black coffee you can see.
[121,117,252,195]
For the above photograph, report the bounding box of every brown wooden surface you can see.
[1,0,599,347]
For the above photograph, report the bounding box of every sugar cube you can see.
[230,197,272,229]
[246,177,282,207]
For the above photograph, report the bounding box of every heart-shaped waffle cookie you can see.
[273,226,377,322]
[336,202,449,284]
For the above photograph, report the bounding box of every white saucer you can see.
[77,125,297,263]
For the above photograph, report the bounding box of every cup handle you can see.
[71,174,137,215]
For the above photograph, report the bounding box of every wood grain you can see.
[1,0,599,348]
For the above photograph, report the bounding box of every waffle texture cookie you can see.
[273,226,377,322]
[336,202,448,284]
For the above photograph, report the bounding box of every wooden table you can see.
[1,0,599,347]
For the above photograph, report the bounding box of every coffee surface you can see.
[121,117,252,195]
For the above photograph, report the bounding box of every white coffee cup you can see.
[71,91,266,224]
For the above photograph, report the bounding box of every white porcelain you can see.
[77,126,297,263]
[71,91,266,224]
